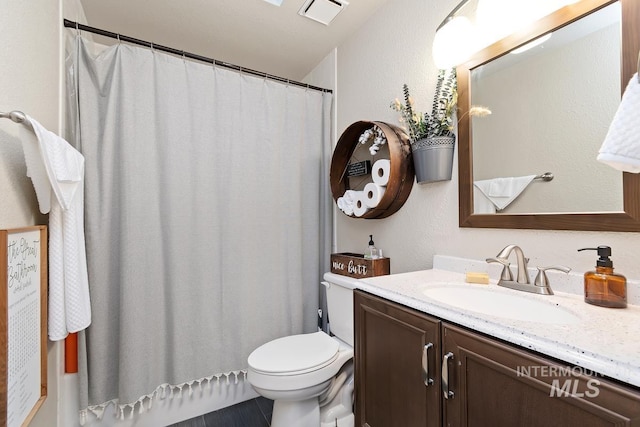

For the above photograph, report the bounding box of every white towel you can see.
[336,189,357,216]
[20,116,91,341]
[474,175,536,211]
[473,186,496,214]
[597,73,640,172]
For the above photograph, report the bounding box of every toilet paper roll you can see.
[352,191,371,217]
[371,159,390,186]
[363,182,386,208]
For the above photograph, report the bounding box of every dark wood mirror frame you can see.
[457,0,640,231]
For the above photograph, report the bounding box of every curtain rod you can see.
[63,19,333,94]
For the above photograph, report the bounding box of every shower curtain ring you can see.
[117,33,121,43]
[75,21,80,35]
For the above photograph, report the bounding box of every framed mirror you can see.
[457,0,640,231]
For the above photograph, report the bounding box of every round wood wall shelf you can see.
[330,121,414,219]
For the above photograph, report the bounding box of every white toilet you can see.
[247,272,357,427]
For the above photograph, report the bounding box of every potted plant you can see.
[391,69,458,184]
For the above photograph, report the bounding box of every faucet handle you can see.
[486,257,513,281]
[534,265,571,292]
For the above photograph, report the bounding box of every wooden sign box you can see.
[330,253,390,279]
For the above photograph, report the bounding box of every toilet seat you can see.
[248,332,340,376]
[247,273,357,427]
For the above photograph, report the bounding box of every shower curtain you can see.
[69,36,333,416]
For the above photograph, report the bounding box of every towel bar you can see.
[0,110,27,123]
[534,172,553,182]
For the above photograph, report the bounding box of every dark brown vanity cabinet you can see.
[354,290,442,427]
[442,324,640,426]
[354,290,640,427]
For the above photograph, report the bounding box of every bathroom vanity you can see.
[351,266,640,426]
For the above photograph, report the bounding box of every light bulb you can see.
[432,16,476,69]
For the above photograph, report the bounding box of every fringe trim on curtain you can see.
[78,369,248,425]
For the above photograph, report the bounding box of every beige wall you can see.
[331,0,640,279]
[1,1,62,426]
[1,1,87,425]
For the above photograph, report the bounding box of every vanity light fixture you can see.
[432,0,475,69]
[432,13,476,69]
[432,0,580,69]
[262,0,284,5]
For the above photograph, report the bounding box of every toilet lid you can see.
[248,332,340,375]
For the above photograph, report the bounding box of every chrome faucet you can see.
[486,245,570,295]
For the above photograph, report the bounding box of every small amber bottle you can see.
[578,246,627,308]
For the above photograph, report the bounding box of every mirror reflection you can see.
[469,2,622,214]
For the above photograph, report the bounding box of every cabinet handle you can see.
[441,351,455,400]
[422,343,434,386]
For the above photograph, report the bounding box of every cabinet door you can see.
[442,323,640,427]
[354,290,441,427]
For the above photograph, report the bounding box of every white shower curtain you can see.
[69,36,332,415]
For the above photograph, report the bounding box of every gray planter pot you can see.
[411,136,455,184]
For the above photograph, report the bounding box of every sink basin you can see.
[422,285,581,324]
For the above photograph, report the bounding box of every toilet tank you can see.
[322,272,359,347]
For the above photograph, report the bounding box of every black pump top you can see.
[368,235,375,246]
[578,246,613,267]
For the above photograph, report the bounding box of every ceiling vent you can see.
[298,0,349,25]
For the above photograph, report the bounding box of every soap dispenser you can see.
[578,246,627,308]
[364,235,378,259]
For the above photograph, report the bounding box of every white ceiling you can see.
[79,0,391,81]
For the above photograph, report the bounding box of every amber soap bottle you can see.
[578,246,627,308]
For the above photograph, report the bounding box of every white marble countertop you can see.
[344,262,640,388]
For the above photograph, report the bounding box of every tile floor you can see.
[169,397,273,427]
